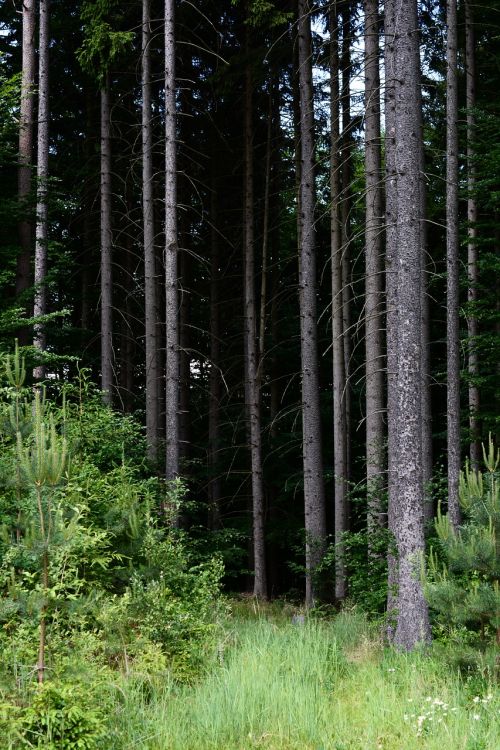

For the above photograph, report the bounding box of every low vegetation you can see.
[0,349,498,749]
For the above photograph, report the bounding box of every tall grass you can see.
[107,609,500,750]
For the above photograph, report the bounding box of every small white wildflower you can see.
[425,697,432,702]
[387,668,396,673]
[472,714,481,721]
[473,696,481,704]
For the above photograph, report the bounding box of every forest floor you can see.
[109,600,500,750]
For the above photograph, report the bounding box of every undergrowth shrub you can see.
[0,345,224,745]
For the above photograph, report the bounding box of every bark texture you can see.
[33,0,50,379]
[364,0,385,535]
[388,0,431,649]
[165,0,180,483]
[384,0,398,633]
[446,0,461,530]
[298,0,327,607]
[340,1,352,479]
[330,3,348,602]
[465,0,480,471]
[16,0,36,300]
[243,63,267,598]
[143,0,159,460]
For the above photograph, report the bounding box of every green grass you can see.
[105,606,500,750]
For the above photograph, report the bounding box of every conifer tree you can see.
[426,437,500,648]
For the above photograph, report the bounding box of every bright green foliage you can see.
[12,682,107,749]
[77,0,133,84]
[0,345,224,746]
[426,437,500,644]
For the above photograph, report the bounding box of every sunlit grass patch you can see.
[106,609,500,750]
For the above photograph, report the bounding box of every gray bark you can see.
[384,0,399,634]
[388,0,431,649]
[298,0,327,607]
[100,79,113,404]
[243,62,267,598]
[446,0,461,530]
[417,53,433,522]
[165,0,179,482]
[364,0,385,536]
[33,0,50,379]
[340,1,352,478]
[16,0,35,300]
[143,0,159,460]
[465,0,480,471]
[258,85,273,367]
[330,3,348,601]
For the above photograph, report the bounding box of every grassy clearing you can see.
[106,605,500,750]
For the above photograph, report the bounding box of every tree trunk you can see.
[143,0,159,460]
[208,158,222,529]
[417,45,433,523]
[165,0,179,483]
[33,0,50,379]
[179,244,191,465]
[16,0,35,304]
[243,59,267,599]
[100,78,113,404]
[330,3,348,602]
[389,0,431,650]
[364,0,385,537]
[465,0,480,471]
[258,83,273,368]
[446,0,461,530]
[297,0,327,607]
[384,0,399,635]
[340,1,352,479]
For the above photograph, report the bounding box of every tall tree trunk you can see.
[258,83,273,367]
[243,59,267,599]
[33,0,50,379]
[388,0,431,650]
[417,38,433,523]
[118,213,134,413]
[297,0,327,607]
[16,0,35,305]
[208,159,222,529]
[340,1,352,478]
[100,77,113,404]
[179,245,191,464]
[364,0,385,536]
[143,0,159,460]
[384,0,399,634]
[465,0,480,471]
[330,3,348,601]
[164,0,179,483]
[446,0,461,529]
